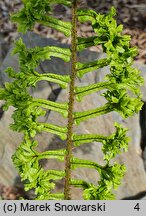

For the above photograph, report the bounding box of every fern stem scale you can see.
[64,0,78,200]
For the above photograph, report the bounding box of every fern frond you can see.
[74,104,111,125]
[13,39,71,68]
[75,78,143,101]
[11,0,71,35]
[103,89,143,118]
[70,179,91,189]
[37,149,66,161]
[5,65,71,89]
[32,98,68,117]
[41,123,67,140]
[72,133,106,146]
[48,0,71,6]
[71,157,103,172]
[76,58,110,78]
[77,36,97,51]
[46,193,64,200]
[39,16,71,37]
[0,1,143,200]
[75,81,111,101]
[77,9,97,24]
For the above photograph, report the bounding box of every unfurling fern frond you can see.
[0,1,143,200]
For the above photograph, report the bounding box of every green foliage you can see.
[0,1,144,200]
[11,0,71,35]
[83,163,126,200]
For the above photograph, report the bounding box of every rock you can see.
[0,32,146,199]
[0,32,15,83]
[134,63,146,171]
[0,34,10,70]
[0,105,22,185]
[134,62,146,101]
[122,190,146,200]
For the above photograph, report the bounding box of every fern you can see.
[0,0,144,200]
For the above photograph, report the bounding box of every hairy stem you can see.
[64,0,77,200]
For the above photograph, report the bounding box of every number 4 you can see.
[134,203,140,211]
